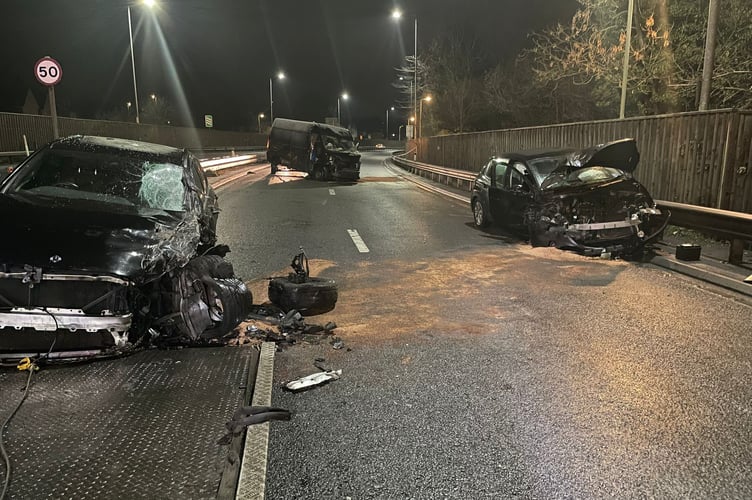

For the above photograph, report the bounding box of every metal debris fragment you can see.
[284,369,342,392]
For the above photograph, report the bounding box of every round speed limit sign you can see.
[34,56,62,86]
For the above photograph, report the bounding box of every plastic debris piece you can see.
[330,337,344,350]
[285,369,342,392]
[217,406,291,444]
[745,274,751,284]
[324,321,337,331]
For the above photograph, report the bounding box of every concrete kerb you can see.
[385,159,752,298]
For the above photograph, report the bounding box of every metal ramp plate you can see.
[0,346,254,499]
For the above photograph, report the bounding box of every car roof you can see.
[494,146,577,162]
[49,135,186,164]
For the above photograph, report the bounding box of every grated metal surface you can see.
[0,346,254,500]
[235,342,275,500]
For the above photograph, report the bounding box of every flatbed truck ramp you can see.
[0,343,276,499]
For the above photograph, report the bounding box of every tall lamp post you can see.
[269,71,285,124]
[392,9,418,135]
[386,106,395,139]
[127,0,156,124]
[258,113,265,133]
[337,92,349,127]
[419,95,431,139]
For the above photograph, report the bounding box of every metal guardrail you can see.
[391,151,751,264]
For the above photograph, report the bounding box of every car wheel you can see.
[201,277,253,339]
[472,198,489,228]
[268,276,338,316]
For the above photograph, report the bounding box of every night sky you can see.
[1,0,577,134]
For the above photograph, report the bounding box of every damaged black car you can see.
[0,136,252,360]
[470,138,670,257]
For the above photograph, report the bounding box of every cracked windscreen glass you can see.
[1,148,185,212]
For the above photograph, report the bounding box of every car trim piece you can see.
[566,220,640,231]
[0,307,131,334]
[0,272,130,286]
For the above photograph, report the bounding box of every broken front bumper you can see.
[533,208,671,256]
[0,308,132,345]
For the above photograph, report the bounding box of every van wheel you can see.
[312,166,327,181]
[271,163,278,174]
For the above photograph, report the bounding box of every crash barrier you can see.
[391,151,752,264]
[655,200,752,264]
[0,111,267,151]
[414,109,752,214]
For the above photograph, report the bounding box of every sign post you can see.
[34,56,62,139]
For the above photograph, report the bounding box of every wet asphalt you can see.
[216,152,752,499]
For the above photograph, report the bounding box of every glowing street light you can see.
[150,93,157,101]
[127,0,157,124]
[386,106,395,139]
[337,92,349,126]
[258,113,265,133]
[419,95,432,139]
[392,8,418,134]
[269,71,285,124]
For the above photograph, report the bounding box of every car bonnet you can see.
[567,138,640,173]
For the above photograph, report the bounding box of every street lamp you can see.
[337,92,349,127]
[269,71,285,124]
[419,95,432,139]
[386,106,395,139]
[150,93,157,101]
[258,113,265,133]
[392,8,418,133]
[127,0,156,124]
[398,124,405,141]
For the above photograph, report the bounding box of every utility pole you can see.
[699,0,720,111]
[619,0,634,119]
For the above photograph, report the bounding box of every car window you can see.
[494,161,507,186]
[508,163,530,192]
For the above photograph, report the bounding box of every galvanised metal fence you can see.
[416,109,752,213]
[0,112,267,152]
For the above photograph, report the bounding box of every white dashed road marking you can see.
[329,188,336,195]
[347,229,370,253]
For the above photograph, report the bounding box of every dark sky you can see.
[0,0,577,134]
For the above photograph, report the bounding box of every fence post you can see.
[717,110,739,210]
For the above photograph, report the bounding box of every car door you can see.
[487,159,508,222]
[472,159,495,215]
[501,162,534,231]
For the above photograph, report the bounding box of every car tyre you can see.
[201,277,253,339]
[268,276,338,316]
[472,198,489,228]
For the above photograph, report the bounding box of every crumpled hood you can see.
[568,138,640,173]
[0,193,199,281]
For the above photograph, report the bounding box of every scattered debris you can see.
[284,369,342,392]
[268,248,338,316]
[745,274,752,284]
[217,405,291,445]
[229,304,339,350]
[330,337,345,350]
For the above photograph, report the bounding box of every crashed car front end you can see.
[0,136,251,361]
[530,188,669,257]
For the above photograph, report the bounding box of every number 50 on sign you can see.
[34,56,63,86]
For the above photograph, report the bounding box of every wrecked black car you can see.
[470,138,670,257]
[0,136,252,360]
[267,118,361,181]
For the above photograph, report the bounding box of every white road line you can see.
[347,229,370,253]
[329,188,336,196]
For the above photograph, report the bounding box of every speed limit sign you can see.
[34,56,62,86]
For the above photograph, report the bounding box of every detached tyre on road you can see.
[268,276,338,316]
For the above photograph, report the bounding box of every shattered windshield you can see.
[1,148,186,212]
[323,134,356,152]
[527,155,568,186]
[540,166,625,190]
